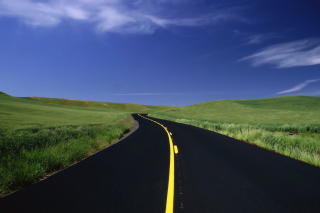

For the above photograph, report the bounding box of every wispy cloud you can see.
[238,39,320,68]
[277,79,320,94]
[0,0,238,34]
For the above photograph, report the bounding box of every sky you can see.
[1,0,320,106]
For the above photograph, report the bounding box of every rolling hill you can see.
[24,97,176,112]
[0,92,129,131]
[0,92,175,131]
[151,96,320,125]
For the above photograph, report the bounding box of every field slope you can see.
[1,94,131,131]
[152,96,320,125]
[24,97,176,112]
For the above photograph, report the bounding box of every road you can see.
[1,114,320,212]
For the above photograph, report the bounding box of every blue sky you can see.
[1,0,320,106]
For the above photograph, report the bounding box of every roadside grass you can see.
[0,120,132,197]
[150,96,320,167]
[0,93,133,197]
[24,96,176,112]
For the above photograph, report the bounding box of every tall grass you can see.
[150,114,320,167]
[0,117,133,197]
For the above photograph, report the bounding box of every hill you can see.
[151,96,320,125]
[0,91,8,95]
[0,93,131,131]
[23,97,176,112]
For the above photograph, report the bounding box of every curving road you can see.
[1,114,320,212]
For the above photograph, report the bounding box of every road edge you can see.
[2,114,140,198]
[115,114,139,143]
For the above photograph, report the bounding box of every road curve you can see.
[1,114,320,212]
[0,114,170,213]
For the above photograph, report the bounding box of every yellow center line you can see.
[138,114,174,213]
[174,145,178,154]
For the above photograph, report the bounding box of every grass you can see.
[150,96,320,167]
[24,96,176,112]
[0,92,135,197]
[1,94,131,131]
[151,96,320,124]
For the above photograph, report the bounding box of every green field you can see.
[0,92,173,197]
[24,96,176,112]
[1,95,126,131]
[150,96,320,167]
[151,96,320,125]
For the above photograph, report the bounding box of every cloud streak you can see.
[0,0,237,34]
[239,39,320,68]
[277,79,320,94]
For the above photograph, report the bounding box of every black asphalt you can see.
[1,114,320,212]
[0,114,170,212]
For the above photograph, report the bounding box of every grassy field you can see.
[1,94,131,131]
[150,96,320,167]
[151,96,320,124]
[0,92,175,197]
[24,96,176,112]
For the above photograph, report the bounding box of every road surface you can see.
[1,114,320,212]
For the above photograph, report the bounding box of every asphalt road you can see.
[1,114,320,212]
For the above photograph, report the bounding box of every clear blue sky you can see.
[1,0,320,106]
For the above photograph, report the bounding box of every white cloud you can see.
[0,0,236,34]
[239,39,320,68]
[95,7,135,33]
[277,79,320,94]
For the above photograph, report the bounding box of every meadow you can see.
[0,92,173,197]
[25,96,176,112]
[150,96,320,167]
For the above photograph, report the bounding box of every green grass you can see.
[1,94,132,131]
[24,96,176,112]
[151,96,320,124]
[150,96,320,167]
[0,92,135,197]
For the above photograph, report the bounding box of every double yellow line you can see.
[138,114,175,213]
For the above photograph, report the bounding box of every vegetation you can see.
[24,96,176,112]
[1,95,131,131]
[0,93,135,197]
[150,96,320,167]
[151,96,320,124]
[0,91,8,95]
